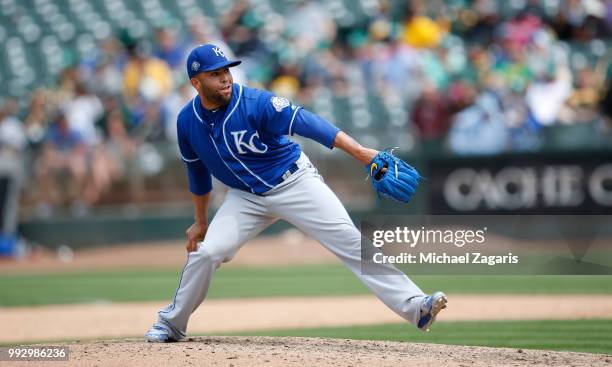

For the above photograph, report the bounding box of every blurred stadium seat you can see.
[0,0,609,217]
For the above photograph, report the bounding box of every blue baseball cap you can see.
[186,44,242,79]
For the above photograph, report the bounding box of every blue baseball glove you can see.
[365,149,420,203]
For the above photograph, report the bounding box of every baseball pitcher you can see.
[145,44,447,342]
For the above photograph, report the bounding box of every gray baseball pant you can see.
[155,154,426,338]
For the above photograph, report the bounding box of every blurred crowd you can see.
[0,0,611,213]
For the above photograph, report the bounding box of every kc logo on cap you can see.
[212,47,225,57]
[186,44,242,79]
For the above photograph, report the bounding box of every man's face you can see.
[191,67,233,107]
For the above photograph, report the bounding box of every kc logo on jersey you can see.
[231,130,268,154]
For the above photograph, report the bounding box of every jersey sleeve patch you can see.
[271,96,290,112]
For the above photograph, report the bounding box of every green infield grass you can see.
[216,319,612,355]
[1,264,611,306]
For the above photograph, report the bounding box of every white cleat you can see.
[417,292,448,332]
[144,325,182,343]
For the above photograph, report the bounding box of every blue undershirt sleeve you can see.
[185,161,212,195]
[290,108,341,149]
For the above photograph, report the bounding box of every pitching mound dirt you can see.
[5,337,610,367]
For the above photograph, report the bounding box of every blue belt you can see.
[278,163,299,184]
